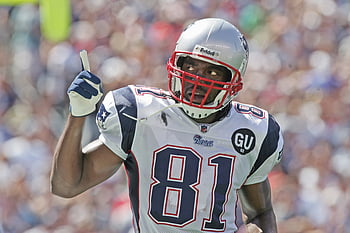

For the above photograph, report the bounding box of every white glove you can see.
[67,70,103,117]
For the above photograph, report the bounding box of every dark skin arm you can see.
[50,114,123,198]
[238,178,277,233]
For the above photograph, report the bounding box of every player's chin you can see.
[184,93,203,104]
[184,94,216,106]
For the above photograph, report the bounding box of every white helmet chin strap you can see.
[178,87,234,119]
[180,101,231,119]
[180,104,217,119]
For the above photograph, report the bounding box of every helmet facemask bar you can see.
[167,52,243,116]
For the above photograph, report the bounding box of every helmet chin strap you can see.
[180,101,230,120]
[181,105,216,119]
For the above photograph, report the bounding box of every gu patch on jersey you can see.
[231,128,255,155]
[97,104,110,130]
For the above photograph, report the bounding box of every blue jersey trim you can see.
[113,87,140,231]
[124,153,141,232]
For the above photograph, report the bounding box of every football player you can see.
[51,18,283,233]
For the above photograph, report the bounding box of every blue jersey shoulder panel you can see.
[112,86,137,154]
[248,114,280,177]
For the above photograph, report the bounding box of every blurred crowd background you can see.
[0,0,349,232]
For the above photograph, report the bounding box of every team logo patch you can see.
[193,135,213,147]
[239,35,249,55]
[231,128,255,155]
[97,104,110,129]
[278,148,283,161]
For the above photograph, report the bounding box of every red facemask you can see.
[167,51,243,110]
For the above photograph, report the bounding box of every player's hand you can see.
[67,70,103,117]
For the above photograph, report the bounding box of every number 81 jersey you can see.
[96,85,284,233]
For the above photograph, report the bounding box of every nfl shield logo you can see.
[200,124,208,133]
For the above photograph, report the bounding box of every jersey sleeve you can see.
[244,114,284,185]
[96,87,138,160]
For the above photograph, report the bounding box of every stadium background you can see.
[0,0,349,232]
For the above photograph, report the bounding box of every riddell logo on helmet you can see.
[194,45,220,57]
[200,47,215,56]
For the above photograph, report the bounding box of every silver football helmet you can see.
[167,18,249,119]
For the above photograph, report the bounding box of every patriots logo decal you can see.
[97,104,110,129]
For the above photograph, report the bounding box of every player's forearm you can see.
[246,208,277,233]
[50,114,86,198]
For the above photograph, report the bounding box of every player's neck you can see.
[191,104,231,124]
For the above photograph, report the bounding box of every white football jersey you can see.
[96,85,283,233]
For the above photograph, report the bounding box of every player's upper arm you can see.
[81,139,124,187]
[238,178,273,223]
[53,139,123,198]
